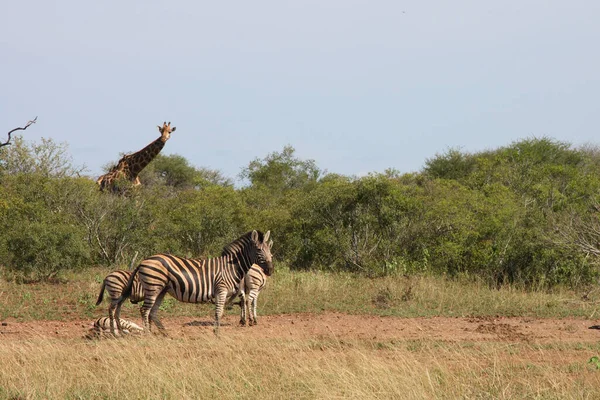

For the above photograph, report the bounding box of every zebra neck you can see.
[226,254,251,277]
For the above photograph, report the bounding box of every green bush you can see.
[6,220,90,281]
[2,136,600,287]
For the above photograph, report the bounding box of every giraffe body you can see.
[97,122,175,192]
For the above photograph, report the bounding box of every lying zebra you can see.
[226,263,268,326]
[84,317,144,339]
[96,269,144,335]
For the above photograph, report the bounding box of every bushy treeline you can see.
[1,136,600,286]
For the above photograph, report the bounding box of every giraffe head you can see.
[157,121,176,142]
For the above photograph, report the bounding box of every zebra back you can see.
[96,269,144,306]
[135,231,273,304]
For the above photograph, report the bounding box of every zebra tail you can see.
[118,266,140,303]
[95,281,106,306]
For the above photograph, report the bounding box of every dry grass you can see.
[265,268,599,319]
[1,267,599,322]
[2,268,600,398]
[1,334,600,399]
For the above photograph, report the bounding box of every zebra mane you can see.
[221,231,264,256]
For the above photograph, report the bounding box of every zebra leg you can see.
[214,290,228,335]
[109,300,118,335]
[239,291,247,326]
[140,296,155,333]
[114,297,127,335]
[224,293,237,311]
[250,292,258,326]
[149,289,168,335]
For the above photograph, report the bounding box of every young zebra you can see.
[85,317,144,339]
[117,230,273,334]
[96,270,145,335]
[226,264,268,326]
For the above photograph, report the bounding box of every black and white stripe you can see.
[85,317,144,339]
[95,270,144,334]
[227,264,268,326]
[93,317,144,333]
[117,230,273,334]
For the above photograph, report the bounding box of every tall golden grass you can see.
[1,334,599,399]
[2,268,600,398]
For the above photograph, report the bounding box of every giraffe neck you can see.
[127,136,166,177]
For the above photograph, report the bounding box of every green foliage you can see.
[2,137,600,287]
[424,147,476,180]
[160,185,245,257]
[0,173,92,281]
[6,221,89,281]
[0,135,84,178]
[139,153,232,190]
[240,145,320,192]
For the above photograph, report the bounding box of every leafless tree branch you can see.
[1,116,37,147]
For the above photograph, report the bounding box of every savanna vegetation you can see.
[2,267,600,399]
[4,134,600,399]
[1,135,600,288]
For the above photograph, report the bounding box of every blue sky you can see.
[2,1,599,183]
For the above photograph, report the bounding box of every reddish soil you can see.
[2,312,600,343]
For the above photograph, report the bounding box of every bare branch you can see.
[1,116,37,148]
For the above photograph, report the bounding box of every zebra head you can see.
[223,230,274,276]
[252,230,274,276]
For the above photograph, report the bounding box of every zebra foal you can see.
[96,269,145,334]
[84,317,144,339]
[226,264,268,326]
[117,230,273,334]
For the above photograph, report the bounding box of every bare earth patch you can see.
[1,312,599,344]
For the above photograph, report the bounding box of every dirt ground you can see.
[2,312,600,344]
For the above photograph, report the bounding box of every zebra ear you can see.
[268,240,273,249]
[263,230,270,243]
[251,230,259,244]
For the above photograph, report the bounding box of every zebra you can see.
[85,317,144,339]
[116,230,273,334]
[225,263,268,326]
[95,269,145,335]
[93,316,144,333]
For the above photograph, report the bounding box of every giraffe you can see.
[97,122,176,192]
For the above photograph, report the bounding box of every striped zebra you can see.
[93,317,144,334]
[95,270,145,335]
[117,230,273,334]
[85,317,144,339]
[226,264,268,326]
